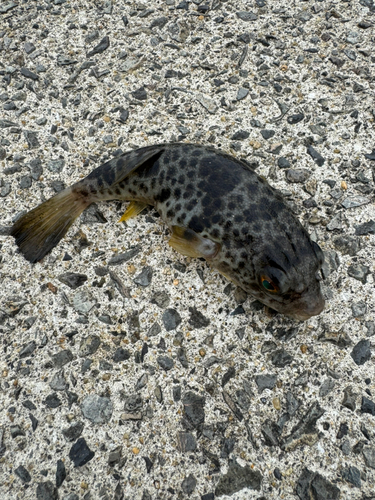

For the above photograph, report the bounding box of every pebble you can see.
[133,266,153,286]
[79,335,101,357]
[236,11,258,22]
[87,36,110,57]
[181,474,197,495]
[347,263,370,284]
[296,469,340,500]
[351,301,367,317]
[15,464,31,483]
[236,87,249,100]
[355,220,375,235]
[351,339,371,365]
[287,113,304,124]
[342,386,357,411]
[307,145,325,166]
[157,355,174,371]
[36,481,58,500]
[177,432,196,452]
[162,308,181,331]
[362,446,375,469]
[255,373,277,393]
[188,306,210,328]
[58,273,87,289]
[215,461,262,496]
[286,169,310,183]
[341,195,371,209]
[69,438,95,467]
[81,395,113,423]
[183,391,205,428]
[196,94,218,114]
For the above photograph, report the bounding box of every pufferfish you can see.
[10,143,325,320]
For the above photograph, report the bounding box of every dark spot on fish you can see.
[174,188,181,198]
[115,188,121,195]
[187,170,195,179]
[189,216,204,233]
[212,198,222,210]
[171,149,180,162]
[151,178,156,190]
[180,158,187,168]
[107,189,113,195]
[233,228,240,237]
[156,188,171,203]
[238,261,245,269]
[119,182,125,189]
[166,209,174,218]
[202,196,211,207]
[212,214,222,224]
[211,228,219,239]
[234,215,244,223]
[103,166,116,185]
[228,202,236,210]
[241,251,247,259]
[199,159,213,178]
[203,205,214,218]
[246,182,259,195]
[175,203,181,211]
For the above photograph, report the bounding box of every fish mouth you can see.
[288,293,325,321]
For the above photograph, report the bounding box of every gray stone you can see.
[341,466,361,488]
[355,220,375,235]
[52,350,73,368]
[157,355,174,371]
[351,301,367,317]
[48,158,65,173]
[236,87,249,100]
[363,446,375,469]
[81,395,113,423]
[255,374,277,393]
[286,169,310,183]
[134,266,153,286]
[15,464,31,483]
[108,246,140,265]
[181,474,197,495]
[79,335,101,357]
[342,386,357,411]
[72,290,96,314]
[177,432,197,452]
[347,263,370,283]
[151,291,170,308]
[296,469,340,500]
[49,370,67,391]
[342,196,371,209]
[58,273,87,289]
[196,94,218,114]
[69,438,95,467]
[36,481,58,500]
[319,377,336,397]
[162,308,181,331]
[215,461,262,496]
[351,339,371,365]
[333,235,360,256]
[236,11,257,22]
[183,391,205,428]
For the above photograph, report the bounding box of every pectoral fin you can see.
[169,226,221,260]
[118,201,148,222]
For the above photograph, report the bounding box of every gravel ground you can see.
[1,1,375,499]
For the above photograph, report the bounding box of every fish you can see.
[10,143,325,320]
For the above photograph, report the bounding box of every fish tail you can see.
[10,186,91,263]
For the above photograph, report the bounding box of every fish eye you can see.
[261,275,278,293]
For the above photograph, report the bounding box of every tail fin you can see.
[10,188,90,263]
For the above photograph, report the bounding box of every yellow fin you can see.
[169,226,221,259]
[118,201,148,222]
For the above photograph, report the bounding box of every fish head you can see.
[233,231,326,321]
[252,238,325,320]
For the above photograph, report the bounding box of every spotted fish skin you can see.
[11,143,325,320]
